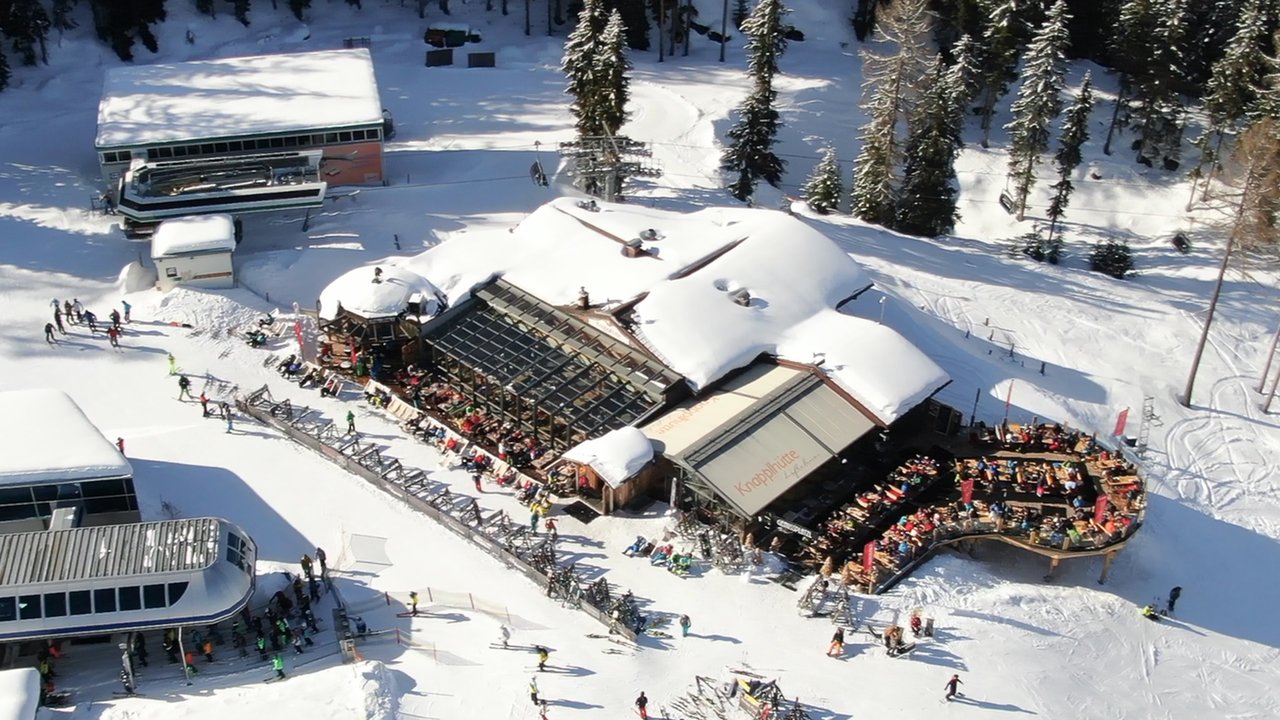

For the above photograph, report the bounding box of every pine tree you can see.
[1004,0,1071,220]
[604,0,650,51]
[723,85,784,200]
[946,33,980,109]
[975,0,1025,148]
[596,9,631,135]
[0,45,10,92]
[51,0,78,32]
[289,0,312,21]
[1130,0,1190,166]
[801,146,843,213]
[894,55,965,237]
[1046,73,1094,244]
[721,0,788,201]
[848,0,932,224]
[733,0,750,30]
[5,0,51,66]
[563,0,608,137]
[195,0,216,17]
[233,0,251,26]
[1204,0,1266,133]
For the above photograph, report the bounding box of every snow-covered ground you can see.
[2,2,1279,719]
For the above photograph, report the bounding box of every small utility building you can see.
[0,390,136,534]
[151,214,237,291]
[96,49,386,187]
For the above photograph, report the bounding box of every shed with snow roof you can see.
[151,214,238,292]
[0,390,137,535]
[560,426,657,514]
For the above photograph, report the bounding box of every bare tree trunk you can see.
[1102,80,1127,156]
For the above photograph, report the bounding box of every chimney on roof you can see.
[623,237,644,258]
[730,288,751,307]
[578,286,590,310]
[372,267,384,284]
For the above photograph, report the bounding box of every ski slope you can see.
[1,2,1278,719]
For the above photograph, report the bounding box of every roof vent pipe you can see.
[622,237,644,258]
[730,288,751,307]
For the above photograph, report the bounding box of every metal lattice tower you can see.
[558,132,662,202]
[1137,395,1161,456]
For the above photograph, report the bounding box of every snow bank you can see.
[152,215,237,258]
[318,263,443,320]
[561,426,655,487]
[352,661,398,720]
[0,390,131,486]
[96,49,383,147]
[117,260,158,293]
[0,668,39,720]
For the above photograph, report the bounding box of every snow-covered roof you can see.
[0,668,39,720]
[405,199,947,423]
[151,214,237,259]
[561,426,655,488]
[319,263,443,320]
[96,49,383,148]
[0,390,132,487]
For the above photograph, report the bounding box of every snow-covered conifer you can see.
[51,0,77,32]
[1046,73,1094,241]
[721,0,789,201]
[1004,0,1071,220]
[563,0,608,137]
[976,0,1026,147]
[801,146,843,213]
[895,55,965,237]
[1203,0,1266,131]
[596,9,631,136]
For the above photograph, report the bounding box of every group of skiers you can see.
[45,298,129,347]
[1141,585,1183,621]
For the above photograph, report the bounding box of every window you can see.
[339,131,352,142]
[312,134,326,145]
[69,591,91,615]
[82,479,126,497]
[325,133,339,143]
[166,267,178,279]
[167,582,189,606]
[102,151,129,164]
[18,595,41,620]
[173,146,187,157]
[215,142,229,153]
[201,144,215,154]
[158,147,173,158]
[118,586,141,611]
[229,141,243,152]
[44,593,67,618]
[283,136,297,147]
[0,597,15,622]
[93,587,116,613]
[269,137,284,148]
[143,584,166,609]
[85,496,132,514]
[369,128,381,140]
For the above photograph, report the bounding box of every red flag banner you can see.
[961,478,975,504]
[1094,495,1109,525]
[1113,408,1130,437]
[294,320,304,350]
[863,540,877,575]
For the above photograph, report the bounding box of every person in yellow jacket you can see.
[272,653,286,680]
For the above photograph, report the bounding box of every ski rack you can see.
[234,384,643,640]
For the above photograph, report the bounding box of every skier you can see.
[168,353,178,375]
[1167,586,1182,615]
[473,472,484,493]
[122,300,132,323]
[109,309,122,330]
[535,645,549,671]
[544,517,558,541]
[84,310,98,333]
[315,546,328,576]
[346,410,356,434]
[256,633,268,661]
[499,624,511,648]
[679,614,692,637]
[220,401,231,420]
[291,627,305,655]
[409,591,420,616]
[72,299,84,323]
[301,554,314,581]
[944,674,963,701]
[828,627,845,657]
[202,639,214,663]
[45,323,57,344]
[53,306,65,334]
[200,392,210,417]
[107,326,121,348]
[272,653,286,680]
[635,691,649,719]
[1140,604,1162,621]
[178,374,192,400]
[132,634,149,667]
[529,676,540,706]
[117,437,125,455]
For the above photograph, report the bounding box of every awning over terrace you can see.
[423,279,685,450]
[643,363,878,517]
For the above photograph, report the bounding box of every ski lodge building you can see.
[95,49,388,191]
[319,199,955,520]
[0,390,138,535]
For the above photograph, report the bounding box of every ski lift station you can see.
[96,49,391,226]
[151,215,238,292]
[0,390,257,647]
[0,390,138,535]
